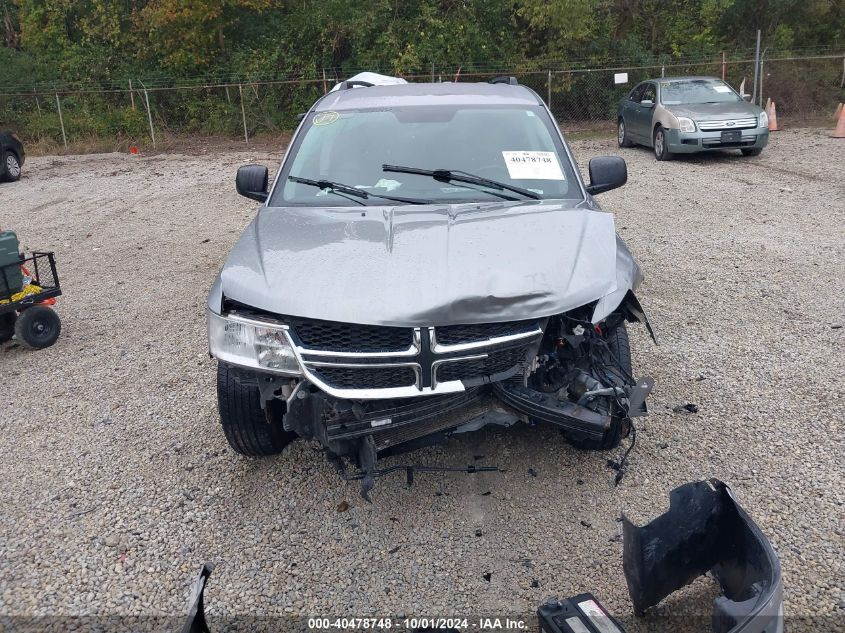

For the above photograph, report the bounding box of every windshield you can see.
[270,104,581,206]
[660,79,741,105]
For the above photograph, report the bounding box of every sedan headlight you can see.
[208,310,301,375]
[759,111,769,128]
[677,117,696,133]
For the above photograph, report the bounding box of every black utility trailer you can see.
[0,251,62,349]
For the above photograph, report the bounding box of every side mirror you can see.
[236,165,269,203]
[586,156,627,195]
[742,94,752,102]
[640,99,654,107]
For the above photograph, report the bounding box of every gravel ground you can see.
[0,130,843,631]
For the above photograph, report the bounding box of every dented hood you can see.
[217,201,626,326]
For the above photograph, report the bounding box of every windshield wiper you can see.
[288,175,428,205]
[382,164,542,200]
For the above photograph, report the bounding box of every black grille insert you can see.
[288,318,413,353]
[312,366,417,389]
[435,320,538,346]
[436,345,529,383]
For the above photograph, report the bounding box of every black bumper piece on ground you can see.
[623,478,783,633]
[181,479,783,633]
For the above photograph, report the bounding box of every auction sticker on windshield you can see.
[502,151,565,180]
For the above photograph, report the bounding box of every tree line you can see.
[1,0,841,86]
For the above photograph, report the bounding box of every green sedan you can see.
[617,76,769,160]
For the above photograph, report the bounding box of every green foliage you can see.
[0,0,841,143]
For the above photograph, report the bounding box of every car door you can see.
[621,84,646,141]
[630,82,657,142]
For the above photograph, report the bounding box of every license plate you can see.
[721,130,741,143]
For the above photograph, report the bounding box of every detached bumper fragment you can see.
[623,478,783,633]
[181,562,213,633]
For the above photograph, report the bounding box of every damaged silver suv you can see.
[207,78,656,495]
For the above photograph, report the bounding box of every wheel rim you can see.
[618,121,625,145]
[26,317,55,344]
[6,155,20,177]
[654,131,664,157]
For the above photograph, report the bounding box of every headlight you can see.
[208,310,301,375]
[759,111,769,128]
[677,117,696,132]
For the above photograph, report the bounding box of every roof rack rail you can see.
[489,76,518,86]
[338,80,375,90]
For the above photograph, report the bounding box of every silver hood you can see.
[212,201,638,326]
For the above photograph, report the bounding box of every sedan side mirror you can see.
[640,99,654,107]
[586,156,627,195]
[236,165,269,203]
[742,94,752,102]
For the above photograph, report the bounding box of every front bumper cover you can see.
[666,126,769,153]
[623,478,783,633]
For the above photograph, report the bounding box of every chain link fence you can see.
[1,54,842,151]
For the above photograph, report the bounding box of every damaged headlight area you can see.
[208,310,301,375]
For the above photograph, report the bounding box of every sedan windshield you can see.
[271,104,580,206]
[660,79,741,105]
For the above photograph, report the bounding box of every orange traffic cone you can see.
[832,104,845,138]
[834,103,843,121]
[766,100,779,132]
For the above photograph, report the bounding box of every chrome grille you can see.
[287,319,544,399]
[696,118,757,131]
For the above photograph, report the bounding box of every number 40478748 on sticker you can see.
[502,150,566,180]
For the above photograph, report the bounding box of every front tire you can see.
[2,151,21,182]
[741,148,762,157]
[618,119,634,147]
[565,323,632,451]
[217,363,297,457]
[15,306,61,349]
[653,126,672,161]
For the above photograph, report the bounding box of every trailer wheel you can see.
[15,306,61,349]
[0,312,16,343]
[217,363,297,457]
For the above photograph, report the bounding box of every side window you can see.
[629,84,645,103]
[641,83,656,103]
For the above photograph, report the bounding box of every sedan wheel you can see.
[653,127,672,161]
[618,119,633,148]
[3,152,21,181]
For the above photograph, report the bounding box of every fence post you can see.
[752,29,761,105]
[139,81,155,149]
[661,64,665,78]
[322,69,328,94]
[547,70,552,107]
[128,78,135,110]
[34,91,41,116]
[721,52,726,80]
[55,94,67,148]
[239,83,249,145]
